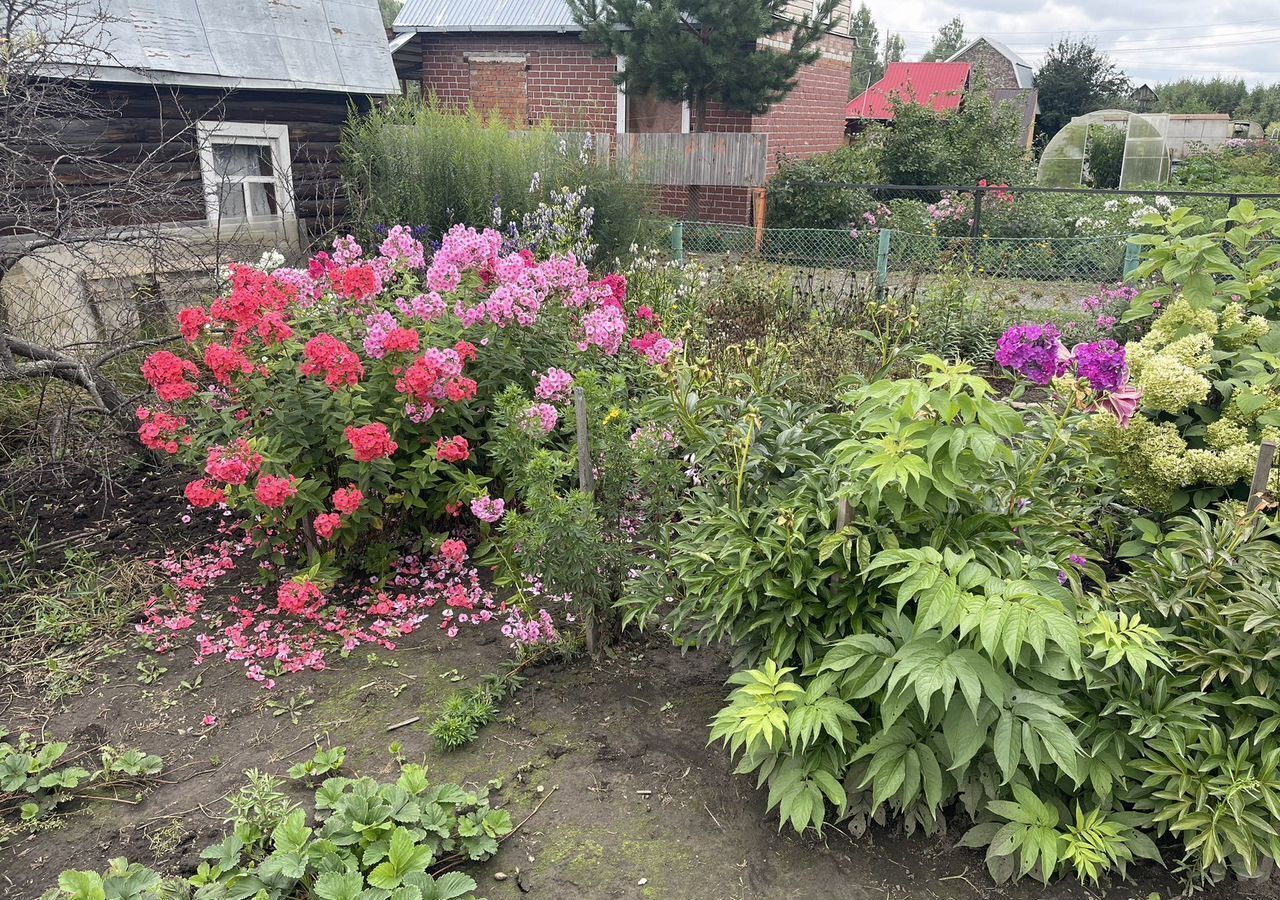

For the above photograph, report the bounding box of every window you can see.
[616,57,690,134]
[197,122,296,225]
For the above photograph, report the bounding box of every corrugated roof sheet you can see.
[35,0,399,94]
[394,0,582,32]
[846,63,971,121]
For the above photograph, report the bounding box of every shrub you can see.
[138,223,684,634]
[1094,202,1280,509]
[1084,125,1125,189]
[341,98,652,264]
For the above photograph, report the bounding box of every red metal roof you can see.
[846,62,972,121]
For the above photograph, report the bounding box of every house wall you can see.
[951,41,1019,90]
[4,83,373,348]
[419,33,618,131]
[415,29,853,225]
[753,31,855,175]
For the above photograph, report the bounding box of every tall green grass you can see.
[341,98,654,264]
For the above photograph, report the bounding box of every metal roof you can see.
[846,62,970,121]
[35,0,400,94]
[393,0,583,33]
[947,36,1034,90]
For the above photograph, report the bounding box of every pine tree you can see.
[568,0,842,133]
[921,17,965,62]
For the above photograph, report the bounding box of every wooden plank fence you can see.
[614,133,768,187]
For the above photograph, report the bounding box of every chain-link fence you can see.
[675,223,1131,284]
[680,183,1280,291]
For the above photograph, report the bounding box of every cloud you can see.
[868,0,1280,85]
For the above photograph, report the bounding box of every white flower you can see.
[1103,199,1119,212]
[1155,195,1173,210]
[256,249,286,272]
[1126,195,1144,205]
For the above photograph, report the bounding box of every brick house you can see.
[946,36,1039,149]
[390,0,856,222]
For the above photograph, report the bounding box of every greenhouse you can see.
[1038,109,1172,187]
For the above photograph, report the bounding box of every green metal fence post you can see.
[1122,238,1140,279]
[671,222,684,264]
[876,228,891,292]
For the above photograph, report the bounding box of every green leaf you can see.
[56,871,104,900]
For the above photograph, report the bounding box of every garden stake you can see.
[1248,440,1276,514]
[574,387,600,655]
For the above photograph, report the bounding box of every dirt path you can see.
[3,618,1273,900]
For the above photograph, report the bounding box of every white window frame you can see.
[196,121,296,226]
[615,56,691,134]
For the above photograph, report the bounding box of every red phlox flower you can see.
[435,435,470,464]
[332,264,380,302]
[137,408,188,454]
[254,474,299,509]
[203,343,253,386]
[204,439,263,486]
[453,340,478,364]
[300,334,365,389]
[184,478,225,508]
[211,265,298,349]
[313,512,342,540]
[395,354,443,402]
[600,272,627,307]
[177,306,210,343]
[346,423,398,462]
[445,377,477,402]
[382,327,421,354]
[142,350,200,403]
[332,485,364,515]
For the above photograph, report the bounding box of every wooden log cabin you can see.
[4,0,400,349]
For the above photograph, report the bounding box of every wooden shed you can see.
[3,0,400,348]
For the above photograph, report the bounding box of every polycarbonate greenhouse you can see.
[1038,110,1172,188]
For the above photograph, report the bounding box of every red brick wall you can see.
[752,33,855,176]
[415,31,853,223]
[420,34,617,131]
[658,185,752,223]
[468,59,528,126]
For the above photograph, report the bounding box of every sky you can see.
[868,0,1280,86]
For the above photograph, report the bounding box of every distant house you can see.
[1130,84,1159,112]
[390,0,858,222]
[945,36,1033,91]
[6,0,400,347]
[845,62,972,132]
[947,36,1039,149]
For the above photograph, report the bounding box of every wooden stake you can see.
[574,386,595,496]
[1248,440,1277,514]
[573,386,599,655]
[752,188,767,255]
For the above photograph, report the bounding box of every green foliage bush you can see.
[341,98,652,263]
[642,346,1280,884]
[1084,125,1125,190]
